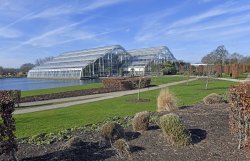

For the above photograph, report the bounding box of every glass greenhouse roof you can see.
[128,46,176,67]
[33,45,127,70]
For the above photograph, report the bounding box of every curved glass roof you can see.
[32,45,128,70]
[128,46,177,67]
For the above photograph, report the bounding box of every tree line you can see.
[0,57,53,77]
[201,45,250,65]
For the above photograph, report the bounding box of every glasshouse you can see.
[127,46,177,75]
[28,45,177,79]
[28,45,130,79]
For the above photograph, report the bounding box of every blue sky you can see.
[0,0,250,68]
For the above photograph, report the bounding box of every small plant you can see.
[157,88,177,112]
[149,115,159,125]
[100,122,125,143]
[112,138,131,158]
[159,113,191,146]
[132,111,150,131]
[64,136,83,149]
[203,93,224,105]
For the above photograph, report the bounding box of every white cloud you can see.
[0,28,22,38]
[13,18,91,48]
[27,0,127,19]
[135,1,250,43]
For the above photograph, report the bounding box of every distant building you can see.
[28,45,177,79]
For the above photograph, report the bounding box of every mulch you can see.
[1,103,249,161]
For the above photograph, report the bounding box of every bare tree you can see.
[201,45,229,77]
[227,52,243,64]
[201,45,229,65]
[20,63,35,73]
[240,56,250,64]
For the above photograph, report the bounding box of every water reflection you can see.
[0,78,100,91]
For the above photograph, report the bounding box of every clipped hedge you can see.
[21,87,118,103]
[0,91,18,160]
[231,64,239,79]
[228,82,250,150]
[102,77,151,90]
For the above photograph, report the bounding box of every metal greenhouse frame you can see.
[28,45,130,79]
[126,46,177,76]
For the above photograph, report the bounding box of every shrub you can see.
[149,115,160,125]
[64,136,83,149]
[0,91,18,161]
[132,111,150,131]
[157,88,177,112]
[228,82,250,149]
[100,122,125,143]
[203,93,224,105]
[102,77,151,90]
[112,138,131,158]
[159,113,191,146]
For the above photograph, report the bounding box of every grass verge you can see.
[21,75,185,97]
[15,79,235,138]
[221,72,248,80]
[21,83,103,97]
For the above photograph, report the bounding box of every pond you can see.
[0,78,100,91]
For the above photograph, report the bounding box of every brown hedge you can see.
[231,64,240,78]
[214,64,222,77]
[102,77,151,90]
[223,65,230,75]
[243,64,248,73]
[228,82,250,150]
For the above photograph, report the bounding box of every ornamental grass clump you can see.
[159,113,191,146]
[203,93,224,105]
[132,111,150,132]
[100,122,125,143]
[112,138,131,158]
[64,136,84,149]
[157,88,177,112]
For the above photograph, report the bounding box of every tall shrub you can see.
[0,91,18,161]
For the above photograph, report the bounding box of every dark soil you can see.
[1,103,249,161]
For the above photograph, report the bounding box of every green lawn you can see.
[21,75,185,97]
[21,83,103,97]
[222,72,248,80]
[150,75,186,85]
[15,79,236,138]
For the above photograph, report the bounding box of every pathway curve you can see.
[14,78,198,115]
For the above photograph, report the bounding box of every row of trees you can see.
[201,45,250,65]
[0,63,34,77]
[0,57,54,77]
